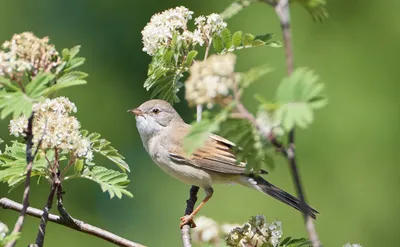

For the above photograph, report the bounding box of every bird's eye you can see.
[152,108,160,114]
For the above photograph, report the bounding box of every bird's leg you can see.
[180,188,213,228]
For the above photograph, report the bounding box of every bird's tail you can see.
[238,175,319,219]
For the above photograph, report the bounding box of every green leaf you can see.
[64,57,85,72]
[280,237,311,247]
[242,33,255,46]
[82,166,133,199]
[82,131,130,172]
[212,34,224,54]
[43,80,87,96]
[239,64,272,88]
[274,68,327,131]
[219,119,276,171]
[0,141,50,189]
[0,77,21,91]
[185,50,198,67]
[232,31,243,47]
[219,0,255,20]
[25,72,55,98]
[57,71,88,84]
[221,28,232,49]
[69,45,81,59]
[183,105,233,155]
[293,0,328,22]
[0,92,34,119]
[74,159,84,174]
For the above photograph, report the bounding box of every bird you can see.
[129,99,318,228]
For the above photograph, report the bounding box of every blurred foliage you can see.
[0,0,399,247]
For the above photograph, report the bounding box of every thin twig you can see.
[6,113,36,247]
[263,0,321,246]
[0,198,146,247]
[181,186,200,247]
[34,168,60,247]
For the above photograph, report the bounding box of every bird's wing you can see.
[168,133,267,175]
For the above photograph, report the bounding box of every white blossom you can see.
[141,6,196,55]
[185,53,236,107]
[9,97,92,161]
[192,216,220,245]
[225,215,283,247]
[256,110,284,137]
[343,243,362,247]
[194,13,227,42]
[0,221,8,240]
[0,32,60,78]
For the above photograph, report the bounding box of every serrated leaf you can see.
[0,76,21,91]
[219,0,254,20]
[85,131,130,172]
[0,141,50,189]
[221,28,232,49]
[242,33,255,46]
[232,31,243,47]
[82,166,133,199]
[25,72,55,98]
[293,0,328,22]
[185,50,198,67]
[69,45,81,59]
[43,80,87,96]
[64,57,85,72]
[57,71,88,84]
[0,92,34,119]
[239,64,272,88]
[212,34,224,54]
[184,105,233,155]
[274,68,327,131]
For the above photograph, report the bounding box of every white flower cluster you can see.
[9,97,93,161]
[0,221,8,240]
[141,6,226,55]
[256,110,284,137]
[191,216,240,246]
[195,14,227,42]
[343,243,362,247]
[185,53,237,107]
[0,32,60,78]
[225,215,283,247]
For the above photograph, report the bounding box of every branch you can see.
[34,169,60,247]
[263,0,321,246]
[6,113,35,247]
[0,198,146,247]
[181,186,200,247]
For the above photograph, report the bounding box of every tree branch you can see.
[6,113,36,247]
[181,186,200,247]
[263,0,321,246]
[0,198,146,247]
[34,169,60,247]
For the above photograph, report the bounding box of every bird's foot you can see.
[180,215,196,228]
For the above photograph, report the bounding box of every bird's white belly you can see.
[151,155,213,187]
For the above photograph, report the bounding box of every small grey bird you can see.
[129,99,318,228]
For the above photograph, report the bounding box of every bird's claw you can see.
[180,215,196,228]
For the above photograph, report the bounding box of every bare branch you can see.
[0,198,146,247]
[181,186,199,247]
[34,169,60,247]
[6,113,35,247]
[263,0,321,245]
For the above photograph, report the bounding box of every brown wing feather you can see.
[165,122,267,175]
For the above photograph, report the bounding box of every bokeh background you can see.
[1,0,399,246]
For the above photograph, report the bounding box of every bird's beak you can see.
[128,108,144,117]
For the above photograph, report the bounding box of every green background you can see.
[1,0,399,246]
